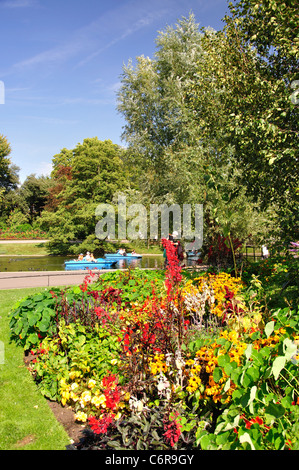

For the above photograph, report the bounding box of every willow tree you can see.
[117,14,267,254]
[117,14,212,206]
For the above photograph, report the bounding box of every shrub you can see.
[9,290,59,350]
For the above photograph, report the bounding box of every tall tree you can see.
[197,1,299,243]
[117,14,266,252]
[0,134,20,220]
[117,14,210,206]
[0,134,19,191]
[20,174,52,224]
[40,138,130,253]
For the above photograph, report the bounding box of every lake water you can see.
[0,255,199,272]
[0,255,166,272]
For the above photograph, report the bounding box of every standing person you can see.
[262,245,269,259]
[176,240,184,265]
[163,246,168,268]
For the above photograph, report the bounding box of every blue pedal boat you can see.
[64,258,117,271]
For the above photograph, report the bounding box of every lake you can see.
[0,255,165,272]
[0,255,199,272]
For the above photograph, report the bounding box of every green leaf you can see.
[248,385,257,413]
[239,432,255,450]
[283,338,297,360]
[271,356,286,380]
[265,321,275,338]
[217,353,230,367]
[27,332,39,346]
[213,367,223,383]
[28,312,41,327]
[245,344,252,360]
[265,402,285,419]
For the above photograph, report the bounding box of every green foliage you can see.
[242,255,299,312]
[7,259,299,450]
[117,13,278,250]
[94,268,165,305]
[9,290,59,350]
[39,138,130,253]
[30,320,121,401]
[0,134,19,193]
[196,314,299,450]
[71,405,197,450]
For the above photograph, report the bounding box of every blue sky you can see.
[0,0,230,183]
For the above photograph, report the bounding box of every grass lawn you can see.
[0,288,71,450]
[0,243,49,256]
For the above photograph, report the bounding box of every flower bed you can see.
[9,241,299,450]
[0,229,48,240]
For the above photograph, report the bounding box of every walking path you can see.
[0,267,162,290]
[0,270,90,290]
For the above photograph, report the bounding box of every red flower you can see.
[162,238,182,294]
[88,413,115,434]
[163,412,182,447]
[240,415,264,429]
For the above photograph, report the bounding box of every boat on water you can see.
[104,253,142,260]
[186,251,201,260]
[64,258,117,271]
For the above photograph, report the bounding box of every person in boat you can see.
[131,250,136,255]
[78,253,84,261]
[85,252,92,261]
[117,248,127,256]
[90,253,96,262]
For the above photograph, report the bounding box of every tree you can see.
[0,134,19,191]
[40,138,130,254]
[0,134,20,222]
[186,0,298,245]
[117,14,210,206]
[117,14,267,255]
[20,174,52,224]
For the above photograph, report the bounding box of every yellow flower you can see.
[123,392,131,401]
[70,392,79,402]
[88,379,96,389]
[185,359,195,366]
[110,359,118,365]
[91,394,106,408]
[81,391,91,403]
[75,411,88,423]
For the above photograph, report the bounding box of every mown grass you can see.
[0,288,71,450]
[0,243,49,256]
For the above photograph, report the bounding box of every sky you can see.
[0,0,230,183]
